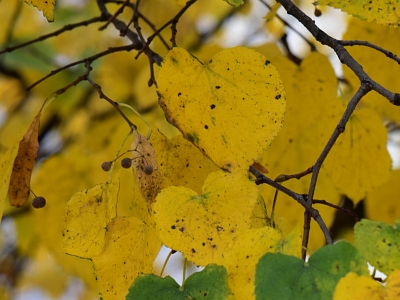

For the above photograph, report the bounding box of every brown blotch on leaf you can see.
[9,113,41,207]
[131,130,163,210]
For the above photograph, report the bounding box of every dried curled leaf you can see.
[9,113,40,207]
[131,130,163,210]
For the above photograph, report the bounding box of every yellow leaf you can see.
[324,107,391,202]
[157,47,286,171]
[92,216,161,300]
[258,52,343,250]
[62,176,119,259]
[224,227,282,300]
[154,170,258,266]
[131,130,163,210]
[23,0,55,22]
[343,18,400,123]
[318,0,400,26]
[9,113,40,207]
[224,224,301,300]
[387,269,400,300]
[333,272,385,300]
[0,142,19,221]
[150,127,219,194]
[366,170,400,224]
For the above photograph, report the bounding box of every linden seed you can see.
[144,165,153,175]
[102,161,112,172]
[32,196,46,209]
[121,157,132,169]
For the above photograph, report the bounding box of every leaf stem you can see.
[182,258,187,286]
[160,249,174,277]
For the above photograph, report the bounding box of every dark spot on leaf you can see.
[216,226,223,231]
[204,125,208,129]
[210,104,216,109]
[191,248,196,253]
[187,132,200,144]
[171,225,176,229]
[202,242,206,246]
[275,94,281,100]
[179,227,185,232]
[265,60,270,66]
[215,86,221,89]
[186,163,189,167]
[178,92,181,96]
[212,245,216,248]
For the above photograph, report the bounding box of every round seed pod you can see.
[102,161,112,172]
[143,165,153,175]
[121,158,132,169]
[32,196,46,209]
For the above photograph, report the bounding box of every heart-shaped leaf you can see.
[157,47,286,171]
[153,170,258,266]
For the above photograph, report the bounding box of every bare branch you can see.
[26,44,137,91]
[0,16,106,55]
[340,40,400,65]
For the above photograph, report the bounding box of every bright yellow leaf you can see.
[0,142,19,221]
[23,0,55,22]
[150,127,219,195]
[333,272,385,300]
[153,170,258,266]
[92,216,161,300]
[157,47,286,171]
[62,176,119,259]
[324,107,391,202]
[318,0,400,26]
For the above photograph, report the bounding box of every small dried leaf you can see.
[131,130,163,210]
[9,113,41,207]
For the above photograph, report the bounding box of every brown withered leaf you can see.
[9,113,40,207]
[131,130,163,210]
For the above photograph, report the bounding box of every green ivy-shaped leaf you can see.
[255,241,369,300]
[126,264,232,300]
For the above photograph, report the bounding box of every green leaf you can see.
[255,241,368,300]
[157,47,285,171]
[224,0,244,7]
[126,264,232,300]
[354,219,400,275]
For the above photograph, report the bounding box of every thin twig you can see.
[312,199,360,222]
[3,0,23,47]
[301,83,372,258]
[249,166,333,249]
[85,61,136,130]
[0,16,105,55]
[26,44,136,91]
[99,0,130,31]
[259,0,316,52]
[276,0,400,106]
[135,0,197,59]
[105,0,170,49]
[340,40,400,65]
[274,166,313,183]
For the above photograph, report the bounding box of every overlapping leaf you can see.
[255,241,369,300]
[153,170,258,266]
[62,176,119,258]
[0,142,19,221]
[127,264,232,300]
[354,219,400,275]
[318,0,400,26]
[224,226,302,300]
[23,0,55,22]
[324,107,391,202]
[150,127,219,194]
[92,216,161,300]
[157,47,285,171]
[9,112,41,207]
[131,130,163,210]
